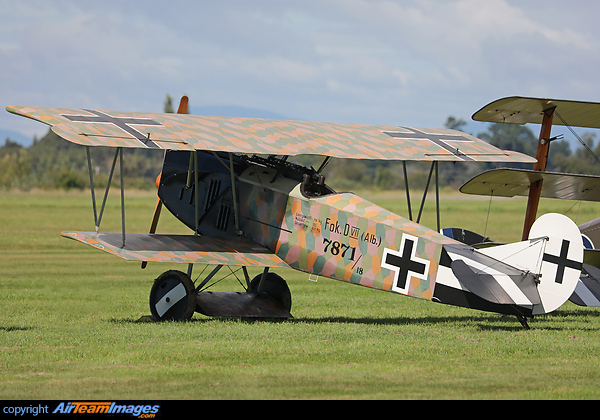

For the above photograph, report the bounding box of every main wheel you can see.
[248,272,292,311]
[149,270,196,321]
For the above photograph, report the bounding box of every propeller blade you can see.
[177,95,189,114]
[148,196,163,234]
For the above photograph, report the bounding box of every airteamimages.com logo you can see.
[53,402,160,417]
[3,402,161,418]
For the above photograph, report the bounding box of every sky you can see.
[2,0,600,146]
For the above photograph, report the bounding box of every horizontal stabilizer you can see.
[443,243,541,306]
[570,264,600,307]
[450,260,535,305]
[62,231,289,268]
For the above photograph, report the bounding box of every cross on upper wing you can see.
[382,127,475,161]
[62,110,162,148]
[6,105,537,163]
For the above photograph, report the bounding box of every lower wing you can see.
[62,231,289,268]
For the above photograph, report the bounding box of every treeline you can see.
[1,110,599,192]
[0,132,164,190]
[0,95,174,191]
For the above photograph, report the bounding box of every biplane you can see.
[5,96,586,329]
[461,96,600,310]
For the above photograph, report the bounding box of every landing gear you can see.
[194,269,293,319]
[248,272,292,311]
[516,315,531,330]
[148,268,293,320]
[149,270,196,321]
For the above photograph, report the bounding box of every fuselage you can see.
[159,150,457,301]
[158,150,572,318]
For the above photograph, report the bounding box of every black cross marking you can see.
[542,239,582,284]
[383,236,428,291]
[382,127,475,161]
[62,110,162,148]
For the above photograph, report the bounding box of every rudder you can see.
[529,213,583,314]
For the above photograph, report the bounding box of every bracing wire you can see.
[483,190,493,239]
[469,236,548,276]
[193,264,209,285]
[198,266,245,292]
[562,191,588,222]
[552,111,599,223]
[555,111,600,165]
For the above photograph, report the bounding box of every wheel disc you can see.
[248,272,292,311]
[149,270,196,321]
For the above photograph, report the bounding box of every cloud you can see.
[2,0,600,140]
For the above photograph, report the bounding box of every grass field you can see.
[2,189,600,399]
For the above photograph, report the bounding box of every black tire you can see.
[149,270,196,321]
[248,272,292,311]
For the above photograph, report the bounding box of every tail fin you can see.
[479,213,583,315]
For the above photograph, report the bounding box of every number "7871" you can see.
[322,238,357,261]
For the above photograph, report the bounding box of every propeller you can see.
[142,95,189,269]
[176,95,189,114]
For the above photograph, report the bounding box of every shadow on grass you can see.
[0,326,35,332]
[106,306,600,332]
[299,308,600,331]
[290,315,529,331]
[551,307,600,318]
[105,314,541,331]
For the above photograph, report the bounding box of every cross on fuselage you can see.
[62,110,162,148]
[383,236,428,291]
[542,239,582,284]
[382,127,475,161]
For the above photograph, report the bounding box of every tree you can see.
[163,94,174,113]
[552,132,600,175]
[445,116,467,131]
[477,123,538,157]
[0,146,31,189]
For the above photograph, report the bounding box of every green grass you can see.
[2,190,600,399]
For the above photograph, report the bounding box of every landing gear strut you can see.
[516,315,531,330]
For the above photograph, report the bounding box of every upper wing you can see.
[460,168,600,202]
[62,231,289,268]
[472,96,600,128]
[7,104,535,163]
